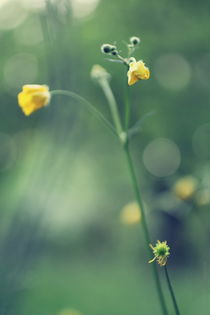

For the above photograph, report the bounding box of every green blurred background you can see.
[1,0,210,314]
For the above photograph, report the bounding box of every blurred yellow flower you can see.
[58,309,82,315]
[127,59,150,86]
[173,176,198,200]
[18,84,50,116]
[120,201,141,225]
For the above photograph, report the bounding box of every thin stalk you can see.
[99,80,168,315]
[164,266,181,315]
[124,78,131,132]
[50,90,117,136]
[124,143,168,315]
[98,79,124,138]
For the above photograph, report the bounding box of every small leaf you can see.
[128,110,156,138]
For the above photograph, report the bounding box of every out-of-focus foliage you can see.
[1,0,210,314]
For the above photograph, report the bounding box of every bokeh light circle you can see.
[192,124,210,160]
[0,0,27,30]
[194,54,210,89]
[154,53,191,91]
[143,138,181,177]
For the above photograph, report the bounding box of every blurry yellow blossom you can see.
[18,84,50,116]
[58,309,82,315]
[149,240,170,267]
[120,201,141,225]
[127,59,150,86]
[173,176,198,200]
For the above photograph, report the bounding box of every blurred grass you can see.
[20,258,209,315]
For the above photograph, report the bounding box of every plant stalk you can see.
[164,266,181,315]
[124,143,168,315]
[99,80,168,315]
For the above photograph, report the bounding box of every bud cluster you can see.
[100,36,141,66]
[101,44,118,56]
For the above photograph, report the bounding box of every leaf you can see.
[128,110,156,138]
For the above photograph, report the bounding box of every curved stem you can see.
[124,143,168,315]
[164,266,181,315]
[50,90,117,137]
[97,80,123,137]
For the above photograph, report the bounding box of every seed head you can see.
[149,240,170,267]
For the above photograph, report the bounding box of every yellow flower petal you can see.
[127,60,150,86]
[18,84,50,116]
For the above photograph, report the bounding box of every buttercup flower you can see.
[127,59,150,86]
[120,201,141,225]
[149,240,170,267]
[18,84,51,116]
[173,176,198,200]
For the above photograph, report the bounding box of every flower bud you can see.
[111,50,118,56]
[101,44,116,54]
[90,64,110,81]
[18,84,51,116]
[130,36,140,45]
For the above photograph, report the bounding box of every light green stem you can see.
[99,80,168,315]
[98,79,124,139]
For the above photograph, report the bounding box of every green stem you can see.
[99,79,168,315]
[164,266,181,315]
[98,80,124,138]
[124,143,168,315]
[124,79,131,132]
[50,90,117,136]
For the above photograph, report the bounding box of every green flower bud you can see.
[130,36,140,45]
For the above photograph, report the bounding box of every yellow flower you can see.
[127,59,150,86]
[173,176,198,200]
[149,240,170,267]
[18,84,51,116]
[120,201,141,225]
